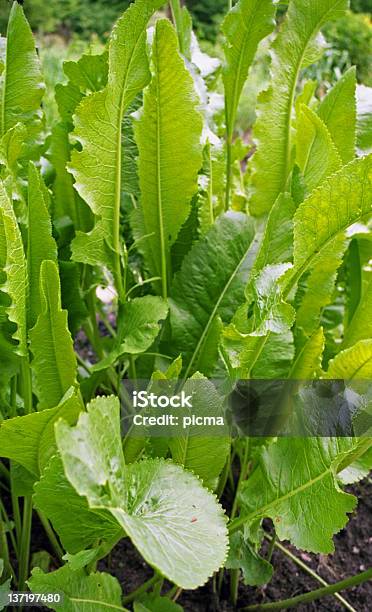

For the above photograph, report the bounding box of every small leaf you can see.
[93,297,168,372]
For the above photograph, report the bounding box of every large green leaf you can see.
[0,1,44,136]
[28,566,126,612]
[55,396,228,589]
[169,212,256,378]
[29,261,77,410]
[0,180,27,356]
[27,163,57,329]
[222,0,275,206]
[292,155,372,283]
[70,0,164,293]
[235,437,358,553]
[318,66,356,164]
[0,387,81,478]
[296,104,342,194]
[250,0,348,215]
[134,18,203,298]
[34,455,122,554]
[325,340,372,379]
[222,0,275,136]
[169,376,230,489]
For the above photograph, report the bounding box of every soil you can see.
[96,481,372,611]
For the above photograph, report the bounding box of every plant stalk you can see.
[37,511,63,562]
[18,357,34,590]
[122,573,161,605]
[242,568,372,611]
[266,535,356,612]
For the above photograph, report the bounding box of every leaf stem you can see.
[37,510,63,562]
[225,132,233,211]
[18,357,34,590]
[265,535,356,612]
[0,461,10,482]
[122,573,161,605]
[242,568,372,611]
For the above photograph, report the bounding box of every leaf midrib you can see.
[183,236,256,380]
[70,597,128,611]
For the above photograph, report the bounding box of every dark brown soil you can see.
[97,481,371,611]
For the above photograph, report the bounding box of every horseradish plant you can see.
[0,0,371,609]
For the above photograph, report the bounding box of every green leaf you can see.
[134,595,182,612]
[226,532,273,587]
[28,566,126,612]
[29,261,77,410]
[236,437,358,553]
[0,180,27,356]
[292,155,372,287]
[0,1,44,136]
[288,327,325,379]
[296,104,342,193]
[250,0,348,215]
[342,276,372,349]
[55,396,229,589]
[33,455,122,553]
[246,263,295,336]
[0,122,26,172]
[222,0,275,138]
[27,163,58,329]
[0,386,82,478]
[49,124,82,227]
[170,212,256,378]
[70,0,164,287]
[338,447,372,485]
[63,52,108,94]
[134,18,203,298]
[318,67,356,164]
[325,340,372,379]
[92,296,168,372]
[250,193,295,276]
[169,376,230,489]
